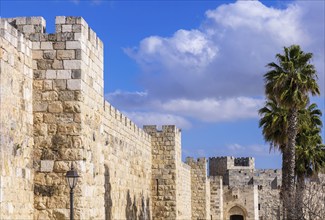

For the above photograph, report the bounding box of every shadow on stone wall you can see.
[138,196,151,220]
[104,165,112,220]
[126,190,151,220]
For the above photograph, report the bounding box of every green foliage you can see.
[264,45,320,109]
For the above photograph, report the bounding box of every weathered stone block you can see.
[43,80,53,90]
[62,25,72,32]
[71,69,81,79]
[66,41,81,50]
[57,70,71,79]
[40,160,54,172]
[40,42,53,50]
[53,161,69,173]
[53,42,65,50]
[42,91,58,101]
[67,79,81,90]
[34,102,48,112]
[37,60,53,70]
[32,50,43,59]
[53,79,67,90]
[55,16,66,24]
[58,91,75,101]
[48,102,63,113]
[52,60,63,69]
[45,70,56,79]
[43,50,55,59]
[23,25,34,33]
[57,50,75,60]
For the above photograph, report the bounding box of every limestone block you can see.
[31,17,45,26]
[43,113,56,123]
[48,124,57,134]
[43,51,55,59]
[43,80,53,90]
[41,42,53,50]
[52,60,63,69]
[48,102,63,113]
[40,160,54,172]
[72,25,82,33]
[53,42,65,50]
[57,70,71,79]
[45,70,56,79]
[34,113,43,123]
[67,79,81,90]
[62,25,72,32]
[64,101,81,113]
[34,123,48,136]
[55,16,66,24]
[34,102,48,112]
[53,79,67,90]
[63,60,81,69]
[15,17,27,25]
[53,161,69,173]
[66,41,81,50]
[57,50,75,60]
[33,42,41,49]
[23,25,35,33]
[37,60,53,70]
[42,91,58,101]
[32,50,43,59]
[58,91,75,101]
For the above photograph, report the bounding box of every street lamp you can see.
[66,163,79,220]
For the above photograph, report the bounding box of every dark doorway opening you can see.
[230,215,244,220]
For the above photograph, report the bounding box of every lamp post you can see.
[66,163,79,220]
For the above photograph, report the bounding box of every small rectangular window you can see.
[258,204,261,210]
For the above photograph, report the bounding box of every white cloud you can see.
[107,91,264,123]
[160,97,264,122]
[125,29,217,75]
[125,0,324,100]
[108,1,324,128]
[122,111,191,129]
[205,1,306,45]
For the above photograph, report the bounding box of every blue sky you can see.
[1,0,324,168]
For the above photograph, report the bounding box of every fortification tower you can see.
[1,16,153,220]
[143,125,191,220]
[186,157,210,220]
[209,156,254,186]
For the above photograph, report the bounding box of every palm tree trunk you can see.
[281,148,288,220]
[296,173,305,219]
[286,108,298,219]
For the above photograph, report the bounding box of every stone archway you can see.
[227,206,247,220]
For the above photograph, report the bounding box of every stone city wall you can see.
[254,169,282,220]
[186,157,210,220]
[210,176,223,220]
[102,103,152,220]
[0,16,153,219]
[0,19,34,220]
[143,125,180,219]
[4,15,319,220]
[223,185,258,220]
[177,162,191,219]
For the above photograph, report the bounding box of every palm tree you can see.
[263,45,320,219]
[295,103,324,219]
[259,97,288,201]
[259,98,289,218]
